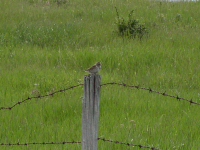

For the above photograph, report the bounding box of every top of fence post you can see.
[81,74,101,150]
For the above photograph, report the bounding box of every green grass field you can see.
[1,0,200,149]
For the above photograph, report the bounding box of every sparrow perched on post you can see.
[84,62,101,74]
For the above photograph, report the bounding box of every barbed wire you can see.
[0,139,161,149]
[98,138,162,150]
[1,82,200,111]
[101,82,200,105]
[0,141,81,146]
[0,84,83,110]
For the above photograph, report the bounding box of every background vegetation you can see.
[0,0,200,149]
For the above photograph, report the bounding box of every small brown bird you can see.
[85,62,101,74]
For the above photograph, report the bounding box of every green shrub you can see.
[115,7,148,39]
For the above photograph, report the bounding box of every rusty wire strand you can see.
[100,82,200,105]
[1,82,200,111]
[0,138,161,150]
[98,138,162,150]
[0,141,81,146]
[0,84,83,110]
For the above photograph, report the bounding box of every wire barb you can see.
[1,82,200,111]
[0,84,83,110]
[0,141,81,145]
[98,138,162,150]
[101,82,200,105]
[0,138,162,149]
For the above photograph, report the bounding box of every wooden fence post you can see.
[81,74,101,150]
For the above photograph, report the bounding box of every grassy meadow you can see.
[1,0,200,149]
